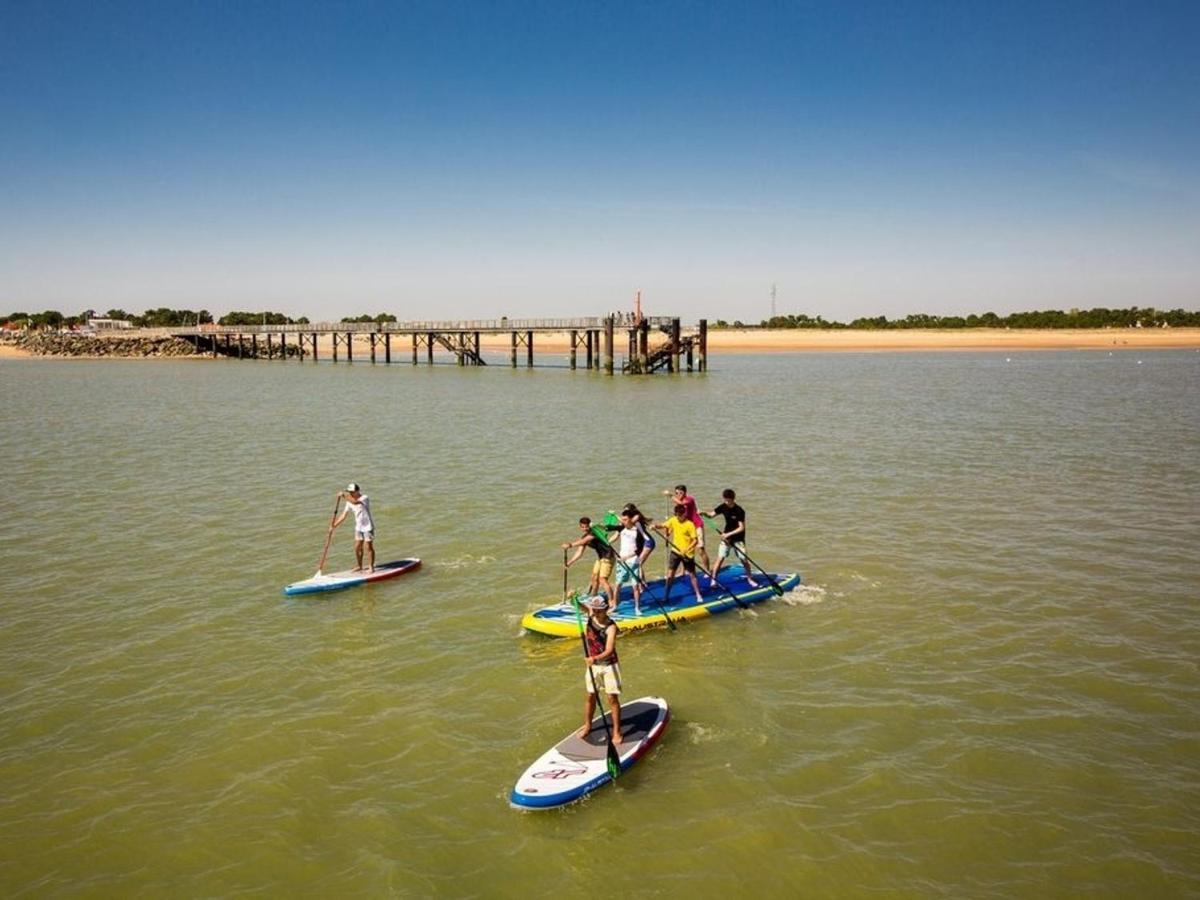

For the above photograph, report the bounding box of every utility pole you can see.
[770,283,777,320]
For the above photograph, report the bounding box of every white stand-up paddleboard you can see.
[283,558,420,596]
[511,696,669,809]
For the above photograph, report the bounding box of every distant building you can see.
[88,318,134,331]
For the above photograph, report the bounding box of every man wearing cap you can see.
[333,483,375,572]
[578,594,622,745]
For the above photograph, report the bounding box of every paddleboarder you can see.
[662,484,712,578]
[578,595,622,745]
[703,488,759,587]
[332,483,375,573]
[614,510,645,616]
[562,516,617,609]
[622,503,656,574]
[654,503,705,604]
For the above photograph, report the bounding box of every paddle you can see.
[588,524,676,631]
[654,520,751,611]
[568,571,621,781]
[314,495,341,576]
[722,539,784,596]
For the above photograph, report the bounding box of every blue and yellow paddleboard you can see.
[521,565,801,637]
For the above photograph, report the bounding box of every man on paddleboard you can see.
[702,488,758,587]
[563,516,617,609]
[621,503,656,575]
[333,483,375,573]
[579,595,622,745]
[654,503,705,605]
[614,510,646,617]
[662,484,712,578]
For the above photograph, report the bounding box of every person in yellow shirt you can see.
[653,503,705,605]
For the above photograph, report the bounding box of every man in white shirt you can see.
[333,482,375,572]
[614,511,645,616]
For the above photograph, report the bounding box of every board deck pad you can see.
[521,565,801,637]
[558,700,662,761]
[511,697,670,809]
[283,558,421,596]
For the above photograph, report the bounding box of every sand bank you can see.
[702,328,1200,352]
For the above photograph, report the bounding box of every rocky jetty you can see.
[1,332,306,359]
[3,333,205,358]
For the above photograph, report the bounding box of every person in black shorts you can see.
[702,488,759,587]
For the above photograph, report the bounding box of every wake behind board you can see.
[521,564,801,637]
[283,558,421,596]
[511,696,669,809]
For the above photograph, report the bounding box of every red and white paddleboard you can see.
[510,696,670,809]
[283,558,420,596]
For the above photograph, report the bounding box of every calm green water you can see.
[1,350,1198,897]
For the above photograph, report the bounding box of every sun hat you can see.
[580,595,608,611]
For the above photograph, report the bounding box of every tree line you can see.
[5,305,1197,332]
[712,306,1200,330]
[0,308,401,329]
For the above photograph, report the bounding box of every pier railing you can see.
[150,316,683,336]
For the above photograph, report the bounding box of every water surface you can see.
[1,350,1197,896]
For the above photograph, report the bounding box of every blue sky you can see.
[2,1,1197,322]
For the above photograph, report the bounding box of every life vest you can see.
[585,619,618,664]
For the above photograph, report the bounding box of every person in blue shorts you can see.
[622,503,656,575]
[613,509,646,616]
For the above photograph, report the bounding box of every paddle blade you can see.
[606,742,621,780]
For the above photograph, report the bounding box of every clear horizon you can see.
[2,1,1197,322]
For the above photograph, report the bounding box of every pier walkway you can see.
[151,316,708,374]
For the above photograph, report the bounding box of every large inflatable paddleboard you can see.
[522,564,801,637]
[511,696,670,809]
[283,558,421,596]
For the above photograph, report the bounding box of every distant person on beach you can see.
[662,484,711,577]
[578,594,622,745]
[332,483,374,573]
[563,516,617,609]
[654,503,705,604]
[702,488,758,587]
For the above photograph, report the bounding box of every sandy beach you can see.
[175,326,1200,356]
[3,327,1198,360]
[702,327,1200,352]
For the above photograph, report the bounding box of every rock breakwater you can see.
[3,333,204,358]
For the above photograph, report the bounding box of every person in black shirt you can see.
[563,516,617,609]
[702,488,759,587]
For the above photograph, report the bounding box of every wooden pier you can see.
[160,316,708,374]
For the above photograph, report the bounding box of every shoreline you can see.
[2,327,1198,360]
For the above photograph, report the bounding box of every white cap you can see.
[346,482,360,492]
[580,595,608,611]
